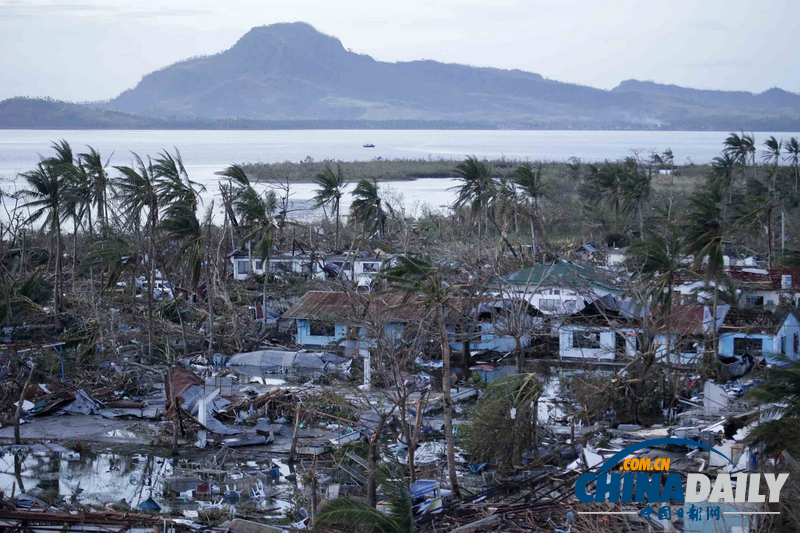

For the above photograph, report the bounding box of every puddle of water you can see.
[0,447,296,517]
[0,448,174,511]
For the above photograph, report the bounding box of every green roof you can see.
[503,259,622,294]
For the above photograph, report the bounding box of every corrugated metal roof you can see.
[503,259,621,293]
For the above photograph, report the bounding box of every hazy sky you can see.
[2,0,798,102]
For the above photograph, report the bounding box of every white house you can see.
[229,249,384,287]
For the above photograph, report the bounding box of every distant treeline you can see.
[240,157,712,184]
[4,97,800,131]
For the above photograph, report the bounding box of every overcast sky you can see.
[2,0,798,102]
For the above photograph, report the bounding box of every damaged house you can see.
[653,305,800,366]
[717,307,800,365]
[283,290,544,355]
[497,259,622,315]
[558,294,639,361]
[229,249,384,288]
[674,266,800,308]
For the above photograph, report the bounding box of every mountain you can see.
[3,22,800,130]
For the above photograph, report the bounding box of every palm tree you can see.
[620,157,651,241]
[723,132,756,181]
[452,156,494,250]
[452,156,517,258]
[235,184,277,312]
[78,147,112,235]
[382,255,461,498]
[711,152,739,203]
[63,161,94,287]
[19,161,68,329]
[684,182,726,373]
[114,153,160,360]
[152,149,206,209]
[464,373,543,466]
[350,178,386,239]
[584,161,627,231]
[736,174,780,268]
[160,198,204,356]
[316,468,413,532]
[784,137,800,193]
[313,164,346,249]
[745,357,800,456]
[513,162,548,257]
[762,136,784,252]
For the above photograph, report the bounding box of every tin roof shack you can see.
[717,307,800,365]
[558,295,638,361]
[497,259,622,315]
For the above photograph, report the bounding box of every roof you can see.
[657,305,708,336]
[563,294,638,328]
[720,307,783,335]
[656,305,793,336]
[675,266,800,291]
[283,291,533,324]
[502,260,621,294]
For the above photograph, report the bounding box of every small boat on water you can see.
[363,143,375,148]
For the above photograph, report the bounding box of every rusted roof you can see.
[283,291,526,324]
[674,267,800,290]
[658,305,707,336]
[283,291,433,323]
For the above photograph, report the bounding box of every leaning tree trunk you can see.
[14,367,35,444]
[164,269,189,358]
[54,218,62,330]
[461,336,471,380]
[514,334,524,373]
[437,302,461,499]
[367,413,387,507]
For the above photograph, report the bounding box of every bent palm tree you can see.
[784,137,800,193]
[711,152,739,204]
[78,146,112,234]
[350,178,386,238]
[452,156,517,258]
[684,183,726,374]
[235,185,277,311]
[19,161,68,329]
[313,164,346,249]
[513,162,548,257]
[382,255,461,498]
[114,153,160,360]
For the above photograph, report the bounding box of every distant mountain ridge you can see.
[3,22,800,130]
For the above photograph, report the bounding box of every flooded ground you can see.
[0,444,295,519]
